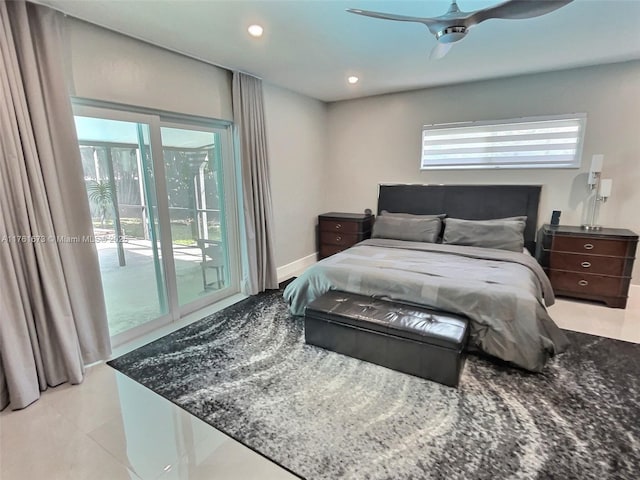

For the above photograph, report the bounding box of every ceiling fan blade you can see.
[429,42,453,60]
[346,8,438,27]
[467,0,573,25]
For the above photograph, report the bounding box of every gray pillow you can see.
[372,215,441,243]
[442,217,526,252]
[488,216,527,223]
[380,210,447,220]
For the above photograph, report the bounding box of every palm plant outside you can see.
[88,180,114,227]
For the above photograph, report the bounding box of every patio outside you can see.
[76,116,228,337]
[94,224,223,336]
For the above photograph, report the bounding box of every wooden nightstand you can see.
[318,212,374,259]
[536,224,638,308]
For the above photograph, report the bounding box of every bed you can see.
[284,184,569,372]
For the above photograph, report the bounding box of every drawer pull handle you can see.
[581,262,591,268]
[335,223,342,230]
[336,236,342,242]
[578,280,589,286]
[583,243,594,250]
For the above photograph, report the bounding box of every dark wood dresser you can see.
[318,212,373,259]
[536,224,638,308]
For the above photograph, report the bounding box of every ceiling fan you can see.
[347,0,574,60]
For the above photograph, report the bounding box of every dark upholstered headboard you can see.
[377,184,541,254]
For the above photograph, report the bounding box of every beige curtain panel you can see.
[0,0,111,410]
[232,72,278,294]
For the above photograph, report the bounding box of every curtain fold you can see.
[232,72,278,294]
[0,0,111,411]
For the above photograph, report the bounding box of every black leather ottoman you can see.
[304,291,469,387]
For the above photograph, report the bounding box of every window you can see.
[420,113,587,170]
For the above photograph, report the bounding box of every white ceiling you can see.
[39,0,640,102]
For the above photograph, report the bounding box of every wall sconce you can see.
[583,155,612,230]
[587,154,603,189]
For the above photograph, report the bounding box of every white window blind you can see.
[421,113,586,170]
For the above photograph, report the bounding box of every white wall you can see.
[326,61,640,284]
[263,83,327,272]
[67,18,232,120]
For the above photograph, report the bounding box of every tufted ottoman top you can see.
[305,290,468,350]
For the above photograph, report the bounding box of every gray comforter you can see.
[283,239,569,372]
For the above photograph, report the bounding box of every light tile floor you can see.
[1,287,638,480]
[548,286,640,343]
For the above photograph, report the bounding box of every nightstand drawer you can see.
[320,231,360,246]
[318,213,374,260]
[319,244,349,258]
[319,219,363,234]
[551,236,628,257]
[548,270,625,297]
[537,224,638,308]
[549,252,626,276]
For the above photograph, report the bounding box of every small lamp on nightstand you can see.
[582,154,603,230]
[583,175,613,231]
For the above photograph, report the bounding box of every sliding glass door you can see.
[160,125,231,307]
[73,106,239,343]
[75,115,168,336]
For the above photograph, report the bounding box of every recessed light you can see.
[248,24,264,38]
[347,76,359,85]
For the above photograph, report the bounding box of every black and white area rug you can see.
[108,289,640,480]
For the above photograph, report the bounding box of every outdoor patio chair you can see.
[197,239,225,290]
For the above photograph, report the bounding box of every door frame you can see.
[72,101,241,347]
[158,119,242,317]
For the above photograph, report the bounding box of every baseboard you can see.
[277,253,318,283]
